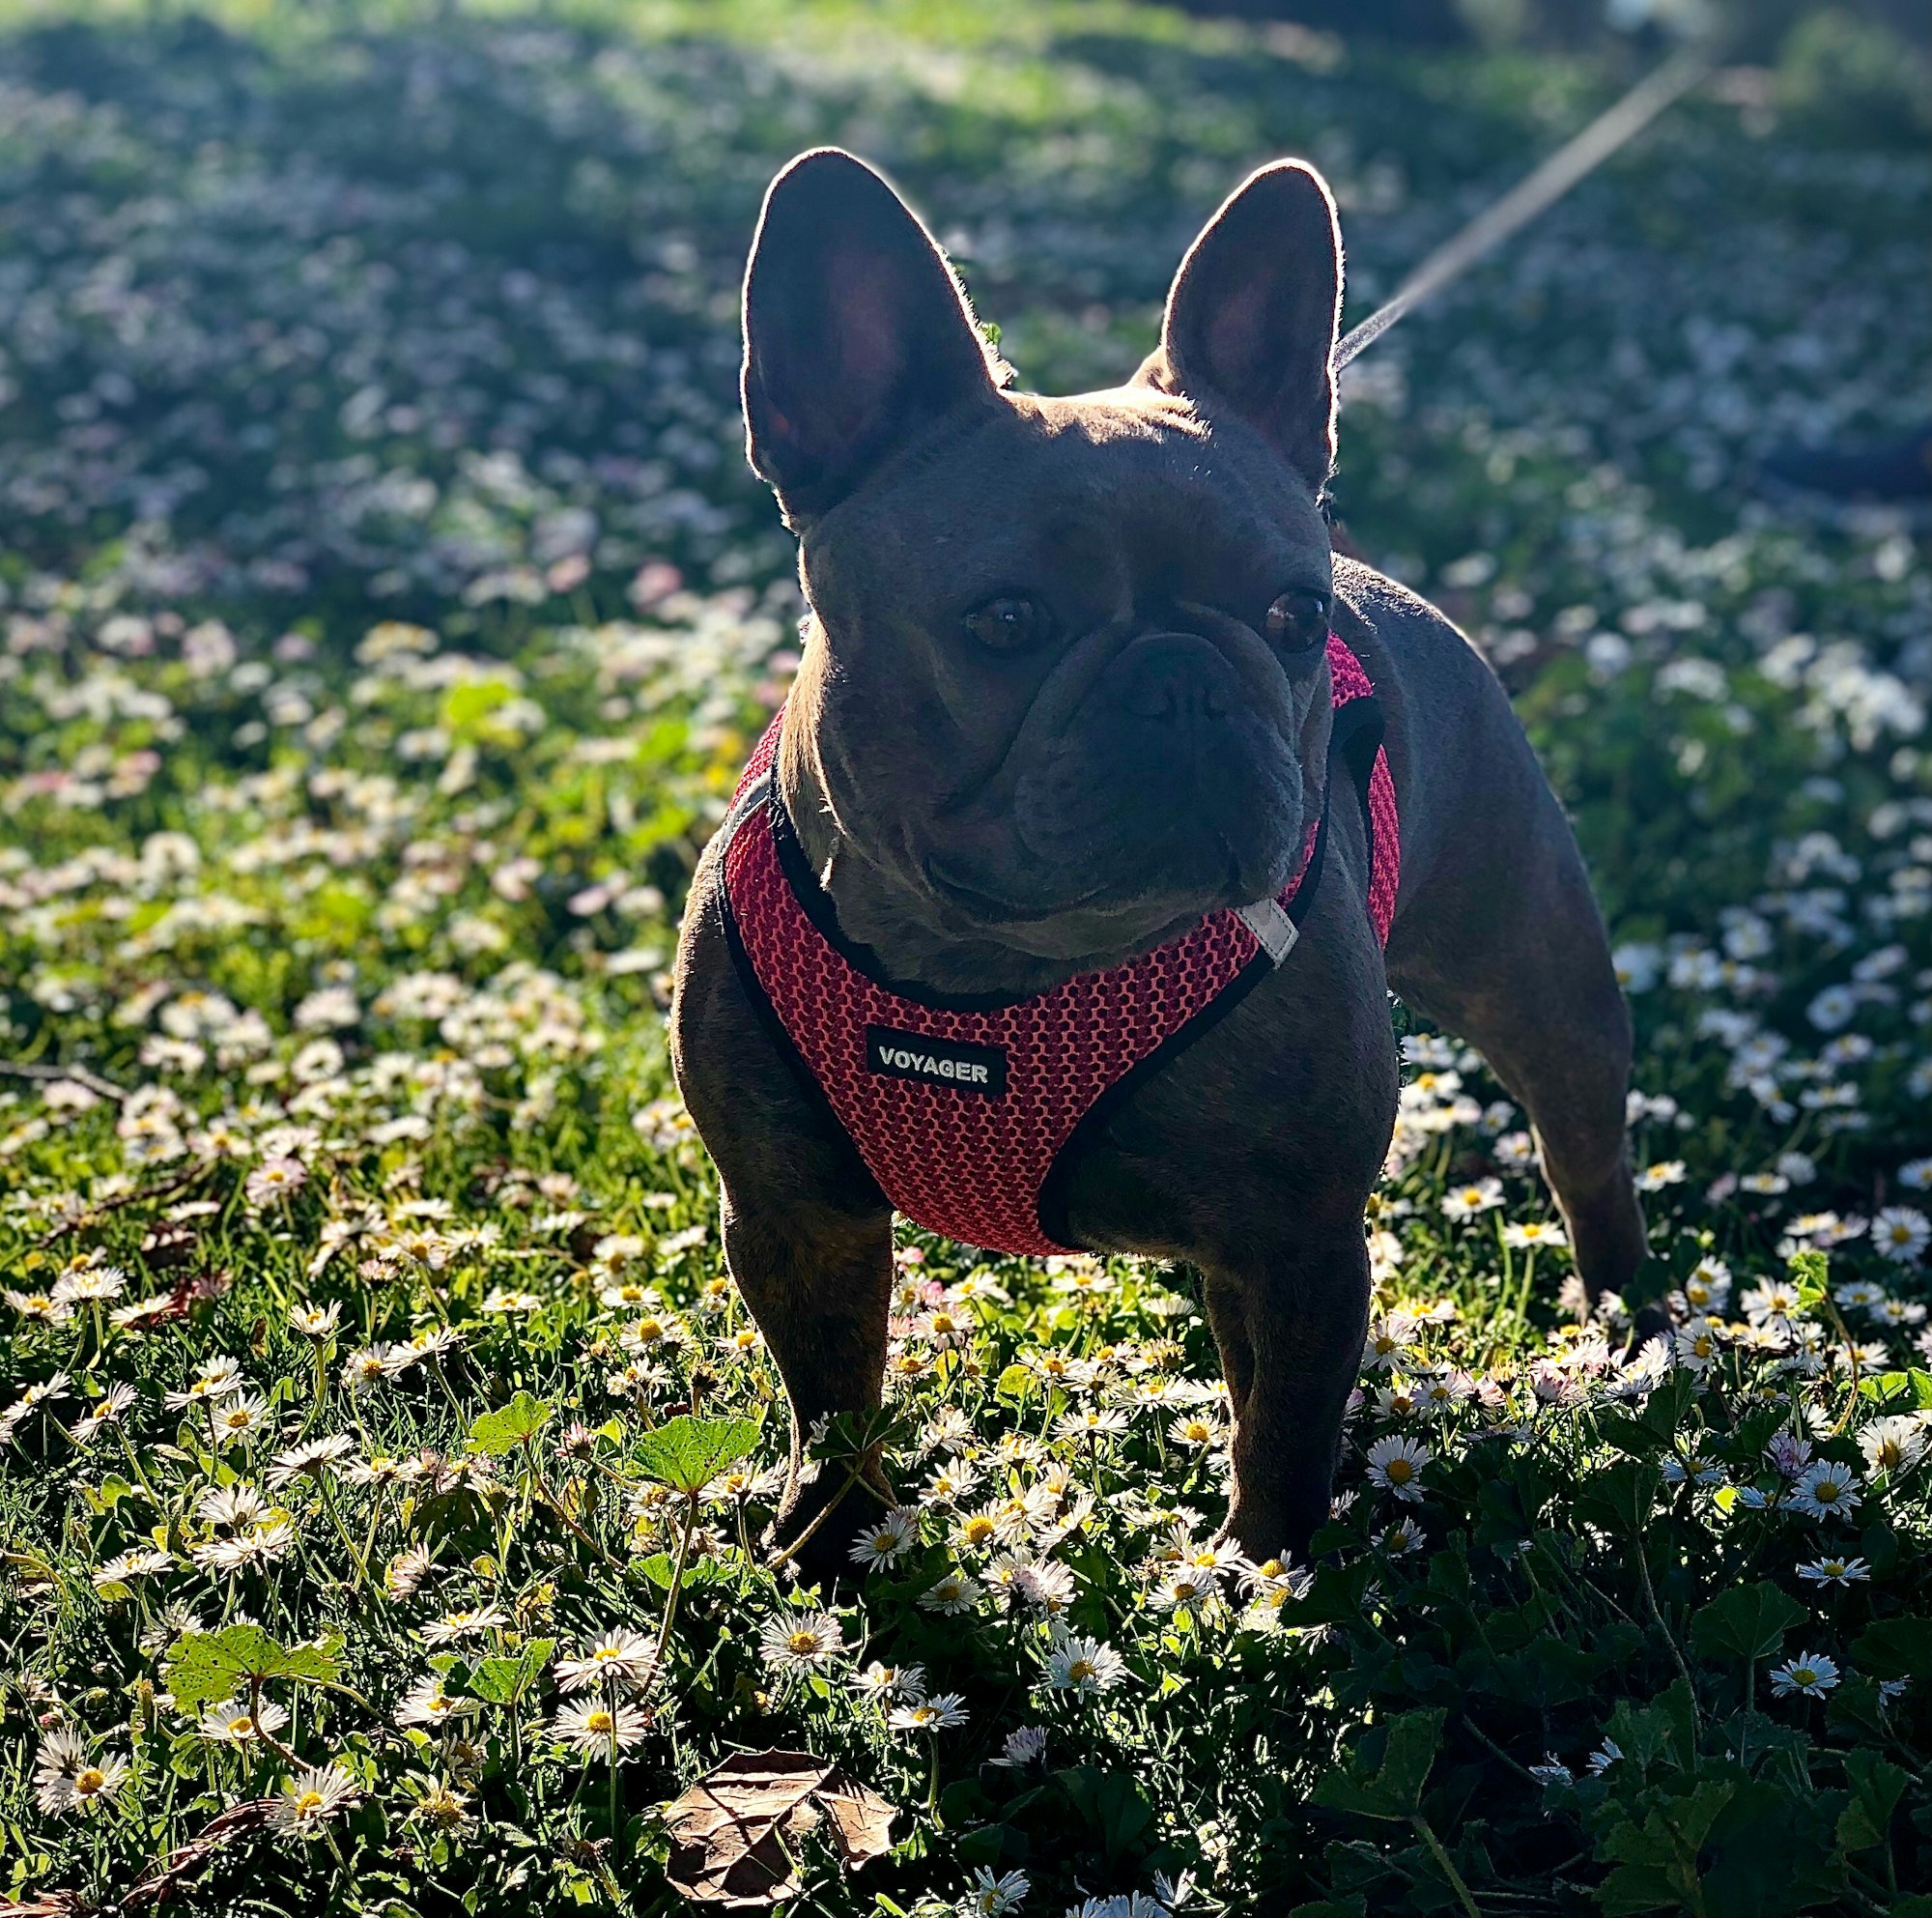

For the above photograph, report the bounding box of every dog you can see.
[670,148,1646,1578]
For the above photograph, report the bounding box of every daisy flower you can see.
[271,1762,362,1838]
[1502,1219,1568,1251]
[923,1458,981,1504]
[1768,1651,1840,1698]
[1679,1258,1732,1313]
[1796,1556,1870,1587]
[951,1503,1009,1554]
[889,1693,969,1732]
[1441,1179,1504,1218]
[1870,1206,1929,1262]
[421,1605,509,1646]
[33,1731,130,1818]
[1361,1313,1417,1372]
[551,1699,652,1756]
[990,1726,1047,1768]
[1672,1318,1723,1372]
[1785,1460,1861,1521]
[394,1676,471,1730]
[1857,1415,1927,1477]
[757,1610,847,1675]
[1365,1435,1433,1502]
[199,1698,291,1744]
[289,1301,342,1340]
[553,1630,658,1698]
[1166,1411,1223,1449]
[163,1357,244,1409]
[1378,1516,1428,1555]
[406,1774,474,1836]
[918,1570,984,1616]
[850,1507,919,1569]
[384,1545,435,1599]
[265,1432,357,1488]
[1042,1634,1127,1697]
[850,1661,926,1703]
[960,1868,1031,1917]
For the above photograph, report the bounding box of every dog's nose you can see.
[1115,636,1236,733]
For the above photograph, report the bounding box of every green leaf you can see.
[1310,1708,1445,1821]
[1575,1457,1660,1534]
[1836,1748,1908,1853]
[1851,1616,1932,1681]
[467,1390,553,1456]
[1689,1581,1806,1665]
[1604,1680,1698,1773]
[164,1624,342,1710]
[1597,1781,1736,1917]
[633,1413,762,1495]
[1053,1766,1156,1865]
[636,1551,729,1590]
[462,1640,554,1706]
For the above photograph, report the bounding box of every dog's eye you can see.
[963,594,1053,653]
[1265,589,1330,654]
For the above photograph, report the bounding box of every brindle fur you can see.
[670,150,1644,1579]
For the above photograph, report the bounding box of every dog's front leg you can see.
[721,1192,895,1583]
[1203,1219,1372,1564]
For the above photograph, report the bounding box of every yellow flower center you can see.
[961,1516,995,1545]
[229,1715,254,1735]
[585,1709,614,1733]
[296,1790,325,1816]
[75,1768,105,1794]
[1386,1459,1413,1484]
[786,1631,819,1656]
[1067,1658,1094,1683]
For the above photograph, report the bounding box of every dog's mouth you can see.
[923,836,1261,945]
[923,857,1117,925]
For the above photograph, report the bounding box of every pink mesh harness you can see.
[717,635,1399,1256]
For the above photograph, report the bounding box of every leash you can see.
[1334,41,1719,373]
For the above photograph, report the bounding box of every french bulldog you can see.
[669,148,1646,1577]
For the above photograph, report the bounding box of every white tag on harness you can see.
[1236,899,1300,966]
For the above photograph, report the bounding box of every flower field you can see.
[0,4,1928,1914]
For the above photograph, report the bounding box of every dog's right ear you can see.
[742,150,1001,524]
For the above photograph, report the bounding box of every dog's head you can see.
[743,149,1344,971]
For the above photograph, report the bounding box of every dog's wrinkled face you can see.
[741,150,1345,971]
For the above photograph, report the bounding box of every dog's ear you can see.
[1138,160,1343,492]
[742,149,1001,522]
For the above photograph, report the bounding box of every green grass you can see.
[0,5,1928,1915]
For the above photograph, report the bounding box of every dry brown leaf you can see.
[816,1768,896,1866]
[662,1748,895,1907]
[667,1826,801,1908]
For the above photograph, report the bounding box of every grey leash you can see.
[1334,40,1719,373]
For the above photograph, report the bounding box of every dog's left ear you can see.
[1138,160,1343,492]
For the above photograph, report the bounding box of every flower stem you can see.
[1411,1813,1482,1918]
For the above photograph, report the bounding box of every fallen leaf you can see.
[817,1768,895,1866]
[662,1749,895,1907]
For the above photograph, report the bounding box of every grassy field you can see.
[0,4,1928,1914]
